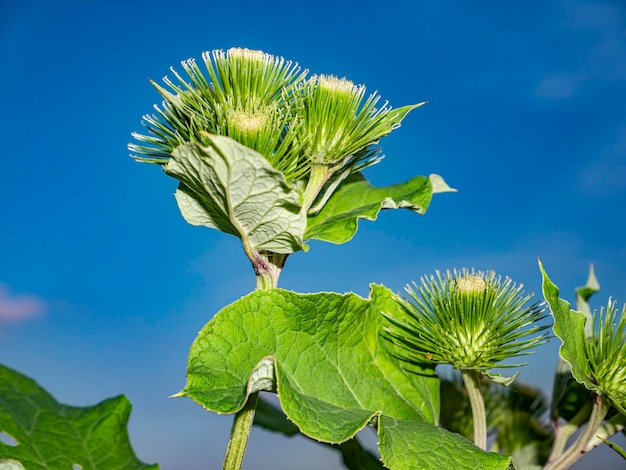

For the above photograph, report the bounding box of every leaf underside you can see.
[305,172,455,244]
[0,364,157,470]
[165,136,307,254]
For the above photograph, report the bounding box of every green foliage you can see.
[0,364,157,470]
[305,172,454,244]
[377,415,511,470]
[176,286,510,469]
[178,285,438,427]
[540,262,595,392]
[540,261,626,414]
[253,398,383,470]
[598,437,626,461]
[165,137,307,257]
[439,374,552,468]
[551,265,599,422]
[123,46,625,469]
[129,47,422,185]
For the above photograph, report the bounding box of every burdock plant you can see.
[541,259,626,469]
[382,269,550,450]
[128,48,456,470]
[129,48,425,290]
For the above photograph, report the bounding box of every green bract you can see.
[129,47,422,185]
[382,269,549,380]
[129,47,309,182]
[295,74,424,168]
[585,299,626,414]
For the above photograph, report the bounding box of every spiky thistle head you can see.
[585,299,626,414]
[129,47,309,182]
[382,269,550,380]
[293,74,424,169]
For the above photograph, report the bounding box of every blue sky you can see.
[1,0,625,468]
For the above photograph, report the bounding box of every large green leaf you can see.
[539,261,595,392]
[178,285,510,469]
[305,172,455,244]
[0,364,157,470]
[165,136,307,254]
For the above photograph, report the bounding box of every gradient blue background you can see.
[1,0,625,468]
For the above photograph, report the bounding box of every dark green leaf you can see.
[378,416,512,470]
[0,364,157,470]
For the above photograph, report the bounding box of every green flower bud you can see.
[382,269,549,377]
[295,74,424,168]
[129,48,308,181]
[586,299,626,414]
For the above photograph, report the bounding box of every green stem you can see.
[585,412,626,453]
[547,400,592,464]
[543,393,610,470]
[302,164,331,212]
[223,255,282,469]
[222,392,260,470]
[461,369,487,450]
[254,252,285,290]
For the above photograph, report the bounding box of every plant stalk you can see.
[547,400,592,463]
[585,412,626,453]
[543,393,610,470]
[461,369,487,450]
[222,392,260,470]
[223,256,281,469]
[302,164,331,212]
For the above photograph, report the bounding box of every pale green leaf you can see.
[0,364,157,470]
[552,264,600,419]
[539,260,596,392]
[484,371,519,387]
[0,461,25,470]
[179,286,508,469]
[575,263,600,336]
[165,135,307,254]
[305,172,455,244]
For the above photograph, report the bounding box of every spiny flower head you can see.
[382,269,550,377]
[585,299,626,414]
[129,48,422,185]
[294,74,424,168]
[129,47,308,182]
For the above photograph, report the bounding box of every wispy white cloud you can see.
[0,284,46,324]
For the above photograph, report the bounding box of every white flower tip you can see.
[456,274,487,294]
[227,47,270,62]
[316,74,358,95]
[229,109,268,132]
